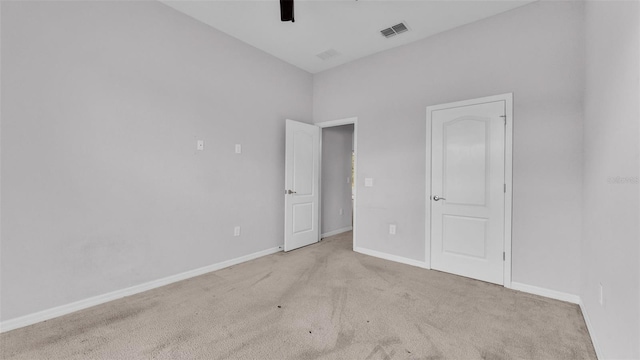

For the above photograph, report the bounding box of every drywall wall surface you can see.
[321,125,354,235]
[313,1,585,295]
[0,1,312,321]
[581,1,640,358]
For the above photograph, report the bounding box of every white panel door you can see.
[431,101,506,285]
[284,119,320,252]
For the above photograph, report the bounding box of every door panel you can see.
[431,101,505,285]
[442,215,487,259]
[444,118,488,206]
[284,120,320,252]
[293,132,314,195]
[292,203,313,234]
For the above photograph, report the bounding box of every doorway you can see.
[426,94,513,287]
[318,118,358,250]
[320,124,354,240]
[283,118,358,252]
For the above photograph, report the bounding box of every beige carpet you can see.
[0,231,596,359]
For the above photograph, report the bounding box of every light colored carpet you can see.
[1,231,596,359]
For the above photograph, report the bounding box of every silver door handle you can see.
[433,195,446,201]
[286,189,297,194]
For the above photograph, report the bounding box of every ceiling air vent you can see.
[316,48,340,61]
[380,22,409,38]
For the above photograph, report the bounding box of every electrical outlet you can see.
[365,178,374,187]
[234,226,241,237]
[389,224,396,235]
[599,283,604,305]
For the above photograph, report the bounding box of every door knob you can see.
[286,189,297,194]
[433,195,446,201]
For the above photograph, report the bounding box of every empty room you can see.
[1,0,638,359]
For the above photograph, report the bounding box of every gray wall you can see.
[3,2,639,356]
[581,1,640,358]
[321,125,353,236]
[313,1,585,295]
[0,1,313,321]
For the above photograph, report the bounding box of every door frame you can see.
[317,117,358,251]
[425,94,513,288]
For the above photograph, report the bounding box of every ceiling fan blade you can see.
[280,0,294,22]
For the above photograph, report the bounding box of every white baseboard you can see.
[511,281,580,304]
[498,283,603,358]
[0,245,283,333]
[579,299,604,360]
[321,226,352,238]
[354,246,428,269]
[1,245,603,360]
[352,251,600,356]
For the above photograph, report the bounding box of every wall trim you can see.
[316,117,358,128]
[352,248,602,357]
[321,226,353,239]
[511,281,580,304]
[354,246,428,269]
[579,299,604,360]
[0,245,283,333]
[2,244,601,359]
[509,283,602,357]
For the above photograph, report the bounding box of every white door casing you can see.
[284,119,320,252]
[427,94,513,286]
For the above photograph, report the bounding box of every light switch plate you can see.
[365,178,374,187]
[197,140,204,151]
[235,144,242,154]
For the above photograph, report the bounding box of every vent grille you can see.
[380,28,396,38]
[392,23,408,34]
[380,22,409,38]
[316,48,340,61]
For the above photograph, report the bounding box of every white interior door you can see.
[284,119,320,252]
[430,101,506,285]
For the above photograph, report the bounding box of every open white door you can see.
[284,119,320,252]
[430,100,506,285]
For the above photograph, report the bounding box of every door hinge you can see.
[504,184,506,193]
[503,252,506,261]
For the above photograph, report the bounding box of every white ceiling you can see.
[161,0,536,74]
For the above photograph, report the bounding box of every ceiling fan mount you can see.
[280,0,294,22]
